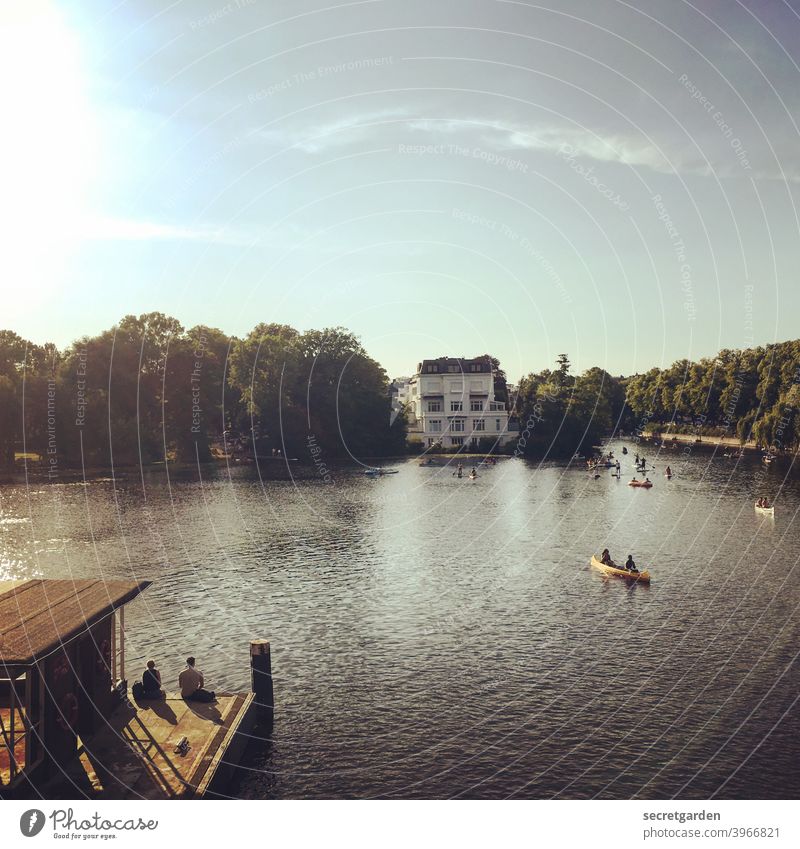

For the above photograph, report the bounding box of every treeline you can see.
[514,341,800,458]
[514,355,626,457]
[0,314,407,470]
[623,340,800,450]
[2,316,799,470]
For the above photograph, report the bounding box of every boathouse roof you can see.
[0,579,151,666]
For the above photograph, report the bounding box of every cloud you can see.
[73,215,225,242]
[406,116,672,171]
[256,108,406,153]
[252,107,794,179]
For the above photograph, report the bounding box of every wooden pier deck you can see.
[54,692,255,799]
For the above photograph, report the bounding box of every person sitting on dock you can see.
[142,659,163,698]
[625,555,638,573]
[179,657,216,702]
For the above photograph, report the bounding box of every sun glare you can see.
[0,1,96,314]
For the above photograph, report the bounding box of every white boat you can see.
[754,502,775,515]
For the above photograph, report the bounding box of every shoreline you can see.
[640,431,761,451]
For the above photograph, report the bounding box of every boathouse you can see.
[0,578,150,792]
[1,578,259,799]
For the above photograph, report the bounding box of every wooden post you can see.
[250,640,273,723]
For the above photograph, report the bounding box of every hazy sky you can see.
[2,0,800,380]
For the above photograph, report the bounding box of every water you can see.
[1,444,798,799]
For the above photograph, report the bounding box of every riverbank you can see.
[641,431,760,451]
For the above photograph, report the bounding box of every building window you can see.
[451,437,464,446]
[490,401,504,411]
[470,400,483,412]
[447,364,460,373]
[427,401,442,412]
[474,419,485,431]
[449,382,463,393]
[495,419,501,431]
[469,362,482,372]
[429,420,441,432]
[425,364,439,373]
[450,401,463,412]
[452,419,465,432]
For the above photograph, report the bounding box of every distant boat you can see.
[629,479,653,488]
[590,554,651,583]
[365,468,399,477]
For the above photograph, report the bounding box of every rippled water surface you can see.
[1,444,798,799]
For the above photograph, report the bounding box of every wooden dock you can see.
[52,691,255,799]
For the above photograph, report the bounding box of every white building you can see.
[389,377,413,426]
[408,356,512,449]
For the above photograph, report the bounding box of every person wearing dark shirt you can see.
[142,659,163,698]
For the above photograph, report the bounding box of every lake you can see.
[1,443,798,799]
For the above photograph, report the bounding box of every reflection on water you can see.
[1,444,798,799]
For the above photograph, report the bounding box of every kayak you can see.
[590,555,651,583]
[365,468,399,476]
[754,503,775,515]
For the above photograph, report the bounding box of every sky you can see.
[2,0,800,381]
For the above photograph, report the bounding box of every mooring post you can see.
[250,639,274,723]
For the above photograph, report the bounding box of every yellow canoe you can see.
[590,555,651,583]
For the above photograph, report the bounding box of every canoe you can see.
[754,503,775,515]
[590,555,651,583]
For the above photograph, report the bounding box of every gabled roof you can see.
[0,579,151,666]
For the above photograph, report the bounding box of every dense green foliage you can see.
[514,341,800,458]
[623,341,800,450]
[514,355,625,457]
[3,317,799,469]
[0,314,406,470]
